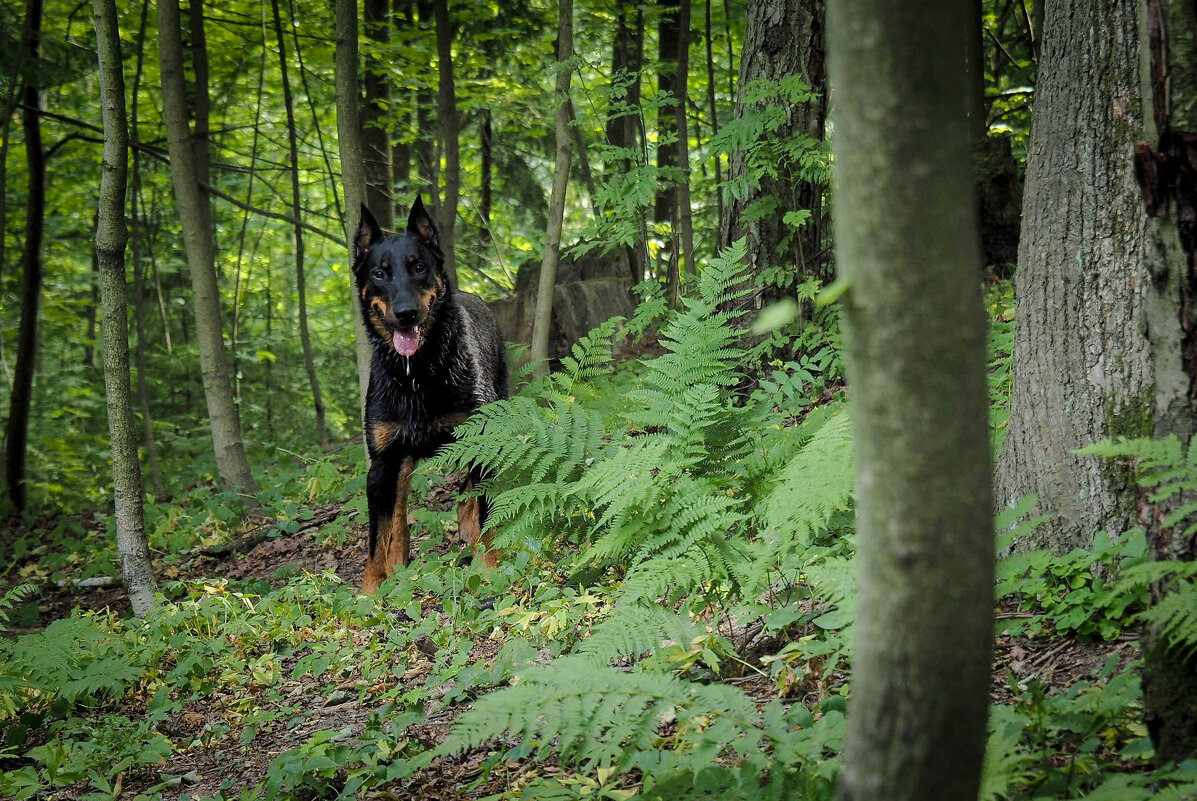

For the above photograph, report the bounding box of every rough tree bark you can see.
[830,0,993,796]
[158,0,258,496]
[3,0,44,513]
[272,0,330,450]
[720,0,827,313]
[529,0,574,378]
[433,0,460,289]
[334,0,374,405]
[364,0,394,229]
[993,0,1150,552]
[92,0,157,616]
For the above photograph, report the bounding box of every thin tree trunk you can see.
[433,0,460,288]
[231,6,267,405]
[158,0,258,496]
[480,107,492,243]
[364,0,394,228]
[3,0,44,513]
[128,0,164,498]
[188,0,216,260]
[291,17,344,229]
[392,0,413,214]
[142,181,173,353]
[0,15,31,308]
[530,0,574,378]
[334,0,373,405]
[674,0,695,276]
[606,1,646,287]
[272,0,329,450]
[705,0,723,246]
[655,0,680,226]
[84,236,99,367]
[93,0,156,616]
[566,100,597,207]
[830,0,993,795]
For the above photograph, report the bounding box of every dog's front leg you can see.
[363,454,415,593]
[458,465,499,568]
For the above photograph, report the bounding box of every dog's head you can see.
[353,196,448,357]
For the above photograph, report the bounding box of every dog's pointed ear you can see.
[406,195,440,248]
[354,204,383,263]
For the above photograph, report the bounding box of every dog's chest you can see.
[369,356,477,451]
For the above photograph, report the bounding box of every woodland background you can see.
[1,0,1196,798]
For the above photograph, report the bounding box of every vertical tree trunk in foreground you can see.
[721,0,827,312]
[92,0,157,616]
[433,0,460,288]
[3,0,44,513]
[529,0,574,378]
[272,0,330,450]
[158,0,258,496]
[654,0,680,227]
[830,0,993,795]
[993,0,1150,551]
[1134,0,1197,764]
[335,0,374,405]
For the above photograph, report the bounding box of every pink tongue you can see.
[392,328,419,356]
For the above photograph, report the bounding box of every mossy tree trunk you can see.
[829,0,993,796]
[158,0,258,497]
[92,0,157,616]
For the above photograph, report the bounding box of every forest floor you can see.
[7,476,1140,801]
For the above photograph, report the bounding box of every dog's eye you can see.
[371,268,386,281]
[412,262,427,274]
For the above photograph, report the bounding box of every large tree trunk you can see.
[529,0,574,379]
[188,0,216,259]
[158,0,258,496]
[433,0,460,289]
[334,0,374,406]
[272,0,330,451]
[92,0,157,617]
[992,0,1150,552]
[720,0,827,312]
[363,0,394,229]
[830,0,993,796]
[3,0,44,513]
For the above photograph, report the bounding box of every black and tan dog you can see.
[353,197,507,593]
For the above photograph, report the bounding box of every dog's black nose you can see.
[395,307,419,326]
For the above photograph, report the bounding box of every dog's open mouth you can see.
[392,326,421,357]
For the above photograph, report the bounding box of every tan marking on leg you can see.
[458,479,499,568]
[361,458,415,593]
[370,420,400,453]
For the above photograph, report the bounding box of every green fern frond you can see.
[574,605,708,668]
[760,409,854,553]
[621,557,714,603]
[441,655,761,774]
[1140,582,1197,659]
[0,583,37,632]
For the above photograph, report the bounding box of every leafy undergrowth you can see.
[2,263,1196,800]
